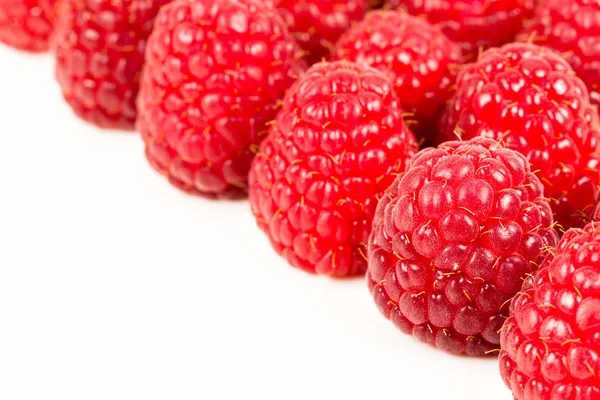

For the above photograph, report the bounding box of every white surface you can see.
[0,46,512,400]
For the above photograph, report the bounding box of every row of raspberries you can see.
[2,0,599,399]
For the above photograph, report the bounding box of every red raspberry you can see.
[334,11,462,144]
[368,137,558,356]
[397,0,535,60]
[249,61,417,277]
[137,0,306,198]
[0,0,55,52]
[500,222,600,400]
[272,0,367,65]
[53,0,173,129]
[442,43,600,231]
[518,0,600,108]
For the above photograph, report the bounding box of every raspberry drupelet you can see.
[137,0,306,198]
[0,0,55,52]
[500,221,600,400]
[53,0,173,129]
[442,43,600,231]
[518,0,600,108]
[334,11,462,144]
[368,137,559,356]
[249,60,417,277]
[272,0,367,65]
[397,0,535,60]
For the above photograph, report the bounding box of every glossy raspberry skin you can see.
[54,0,172,129]
[272,0,367,65]
[334,11,462,142]
[398,0,535,59]
[137,0,306,197]
[500,222,600,400]
[442,43,600,231]
[0,0,55,52]
[249,61,417,277]
[368,137,558,356]
[518,0,600,108]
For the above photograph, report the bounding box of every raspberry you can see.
[272,0,367,65]
[518,0,600,108]
[137,0,306,198]
[0,0,55,52]
[367,137,558,356]
[500,222,600,399]
[334,11,462,144]
[249,60,417,277]
[53,0,172,129]
[398,0,535,59]
[442,43,600,231]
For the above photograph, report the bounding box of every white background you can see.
[0,46,512,400]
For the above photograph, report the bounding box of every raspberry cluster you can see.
[399,0,535,59]
[4,1,600,398]
[442,43,600,231]
[0,0,55,52]
[249,61,417,276]
[500,221,600,399]
[54,0,173,129]
[519,0,600,107]
[138,0,306,197]
[334,11,462,143]
[368,137,558,355]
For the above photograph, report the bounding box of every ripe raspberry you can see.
[518,0,600,108]
[249,61,417,277]
[334,11,462,144]
[500,222,600,399]
[271,0,367,65]
[137,0,306,197]
[368,137,558,356]
[442,43,600,231]
[0,0,55,52]
[53,0,173,129]
[398,0,535,59]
